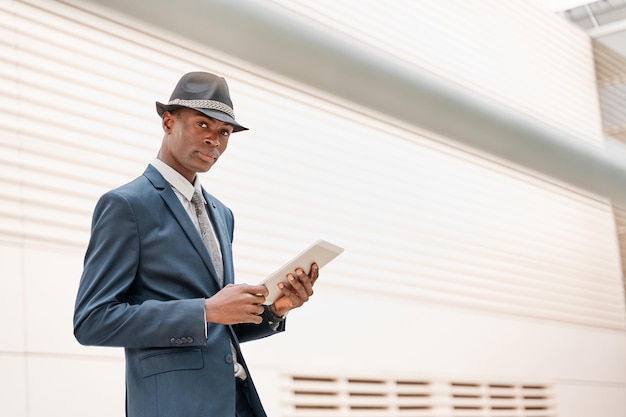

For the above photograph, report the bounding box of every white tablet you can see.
[259,240,344,305]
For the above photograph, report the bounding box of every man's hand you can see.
[204,284,268,325]
[271,262,319,317]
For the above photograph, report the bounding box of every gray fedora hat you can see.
[156,72,248,132]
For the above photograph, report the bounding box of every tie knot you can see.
[191,191,203,206]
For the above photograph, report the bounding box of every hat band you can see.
[168,98,235,119]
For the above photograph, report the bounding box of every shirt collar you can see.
[151,158,203,202]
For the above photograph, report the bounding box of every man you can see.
[73,71,318,417]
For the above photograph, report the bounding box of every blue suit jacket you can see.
[74,165,283,417]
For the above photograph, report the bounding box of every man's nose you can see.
[204,132,220,147]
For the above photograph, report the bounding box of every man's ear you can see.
[162,111,175,132]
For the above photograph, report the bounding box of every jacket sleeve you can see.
[232,308,286,344]
[73,191,207,349]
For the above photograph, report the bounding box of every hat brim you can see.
[156,102,248,132]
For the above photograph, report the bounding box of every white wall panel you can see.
[0,244,25,351]
[22,246,88,354]
[555,383,626,417]
[244,289,626,381]
[0,355,27,417]
[27,355,124,417]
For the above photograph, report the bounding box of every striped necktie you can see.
[191,190,223,284]
[190,190,246,380]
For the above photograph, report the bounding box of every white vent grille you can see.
[280,375,555,417]
[449,382,555,417]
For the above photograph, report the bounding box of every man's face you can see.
[160,108,233,182]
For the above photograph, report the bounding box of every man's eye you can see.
[220,130,231,137]
[198,122,208,128]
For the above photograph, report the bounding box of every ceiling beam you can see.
[81,0,626,206]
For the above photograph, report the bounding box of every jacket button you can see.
[225,354,233,364]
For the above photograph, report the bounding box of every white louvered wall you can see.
[1,0,623,329]
[1,1,625,417]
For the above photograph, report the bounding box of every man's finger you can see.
[242,284,269,297]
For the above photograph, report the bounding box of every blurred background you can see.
[2,0,626,416]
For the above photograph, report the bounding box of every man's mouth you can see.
[197,151,217,162]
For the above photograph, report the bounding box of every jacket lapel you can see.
[143,166,222,288]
